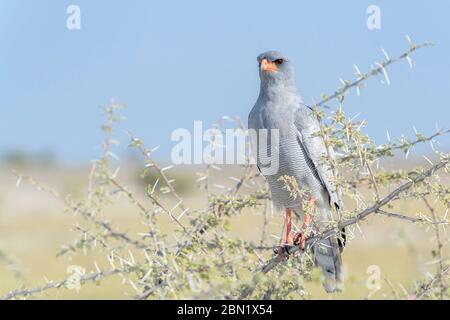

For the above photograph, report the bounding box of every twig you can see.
[314,42,433,108]
[376,209,448,225]
[414,266,450,299]
[239,157,448,299]
[422,196,446,299]
[11,171,149,250]
[339,129,450,163]
[1,268,129,300]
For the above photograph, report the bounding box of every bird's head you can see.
[257,51,294,85]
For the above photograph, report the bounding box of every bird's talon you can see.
[293,232,307,250]
[274,245,286,255]
[274,244,294,259]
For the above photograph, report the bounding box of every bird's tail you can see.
[313,234,344,293]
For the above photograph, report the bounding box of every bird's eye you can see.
[274,59,284,65]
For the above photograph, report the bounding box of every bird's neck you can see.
[259,79,299,102]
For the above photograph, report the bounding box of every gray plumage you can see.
[248,51,344,292]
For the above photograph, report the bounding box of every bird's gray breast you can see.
[249,100,325,209]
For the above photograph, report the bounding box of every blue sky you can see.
[1,1,449,164]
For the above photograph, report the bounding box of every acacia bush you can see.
[1,38,449,300]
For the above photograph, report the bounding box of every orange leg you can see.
[294,197,316,249]
[275,208,294,260]
[285,208,294,245]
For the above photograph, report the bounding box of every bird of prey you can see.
[248,51,345,292]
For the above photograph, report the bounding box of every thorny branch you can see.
[313,41,433,109]
[239,157,449,299]
[1,268,130,300]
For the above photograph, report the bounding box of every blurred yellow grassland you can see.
[0,161,448,300]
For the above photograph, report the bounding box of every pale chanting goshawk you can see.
[248,51,345,293]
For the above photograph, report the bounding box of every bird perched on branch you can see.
[248,51,345,292]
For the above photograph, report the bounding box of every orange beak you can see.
[260,58,278,73]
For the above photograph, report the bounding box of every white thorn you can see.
[151,178,159,194]
[381,48,390,61]
[151,145,160,153]
[406,55,415,68]
[406,35,412,45]
[177,208,190,221]
[423,155,433,166]
[15,176,22,187]
[108,151,120,161]
[161,165,174,172]
[375,62,391,86]
[94,261,101,273]
[112,166,121,179]
[196,176,207,182]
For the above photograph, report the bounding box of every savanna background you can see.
[0,1,449,300]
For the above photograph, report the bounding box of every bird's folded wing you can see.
[294,105,343,210]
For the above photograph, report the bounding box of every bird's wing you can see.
[294,104,343,210]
